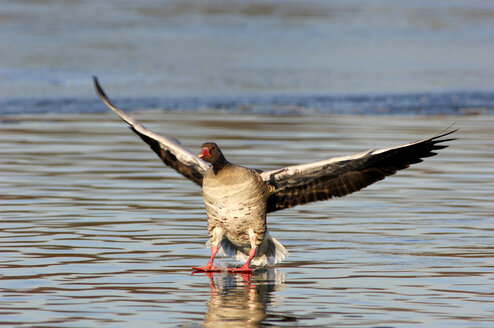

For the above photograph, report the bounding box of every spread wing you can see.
[93,76,210,186]
[261,129,457,213]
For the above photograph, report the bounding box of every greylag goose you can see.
[93,77,457,273]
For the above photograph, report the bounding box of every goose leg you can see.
[192,244,221,272]
[228,246,256,273]
[228,228,258,273]
[193,226,224,272]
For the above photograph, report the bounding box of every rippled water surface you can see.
[1,112,493,327]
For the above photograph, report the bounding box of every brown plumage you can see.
[94,77,207,186]
[263,131,455,212]
[94,77,457,273]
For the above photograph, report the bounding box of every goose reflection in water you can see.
[199,270,288,327]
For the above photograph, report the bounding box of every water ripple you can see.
[1,113,493,327]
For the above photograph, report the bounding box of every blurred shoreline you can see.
[1,89,493,116]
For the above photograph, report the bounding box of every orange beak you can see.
[198,147,210,159]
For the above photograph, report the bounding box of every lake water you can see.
[1,112,493,327]
[1,0,494,99]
